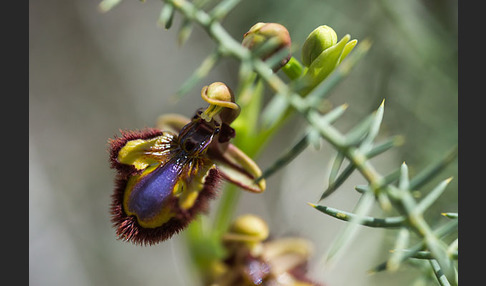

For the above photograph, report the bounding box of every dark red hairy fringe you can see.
[107,128,165,177]
[110,168,222,246]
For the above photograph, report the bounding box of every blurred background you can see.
[29,0,457,285]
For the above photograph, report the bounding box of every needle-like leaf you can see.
[328,152,345,187]
[255,133,310,182]
[158,3,175,29]
[98,0,123,13]
[323,191,375,264]
[175,50,220,98]
[416,177,453,214]
[209,0,241,20]
[387,228,410,271]
[309,203,405,228]
[409,147,458,191]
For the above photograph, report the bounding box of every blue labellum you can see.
[127,160,182,221]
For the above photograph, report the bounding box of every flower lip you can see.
[109,122,223,245]
[124,158,182,224]
[111,166,220,245]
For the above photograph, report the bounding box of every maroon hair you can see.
[107,128,165,178]
[110,168,221,245]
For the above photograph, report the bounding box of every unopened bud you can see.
[242,22,291,71]
[301,25,337,67]
[298,25,358,94]
[226,214,269,243]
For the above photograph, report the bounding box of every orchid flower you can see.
[108,82,266,245]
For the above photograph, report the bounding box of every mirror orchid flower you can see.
[108,82,266,245]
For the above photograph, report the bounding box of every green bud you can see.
[301,25,337,67]
[298,25,358,95]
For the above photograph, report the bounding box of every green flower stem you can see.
[281,56,304,80]
[212,133,267,236]
[212,183,240,236]
[213,78,266,236]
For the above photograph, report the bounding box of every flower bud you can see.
[225,214,269,243]
[242,22,291,71]
[298,25,358,94]
[301,25,337,67]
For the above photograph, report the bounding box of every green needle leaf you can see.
[416,177,453,214]
[360,99,385,151]
[321,136,402,200]
[209,0,241,20]
[409,146,458,191]
[399,162,410,190]
[429,259,452,286]
[328,152,345,187]
[158,3,175,29]
[178,19,193,46]
[175,50,220,98]
[309,203,405,228]
[343,112,374,147]
[387,228,410,271]
[255,133,310,182]
[98,0,123,13]
[441,212,458,219]
[323,191,375,265]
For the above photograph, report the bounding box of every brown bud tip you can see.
[242,22,291,70]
